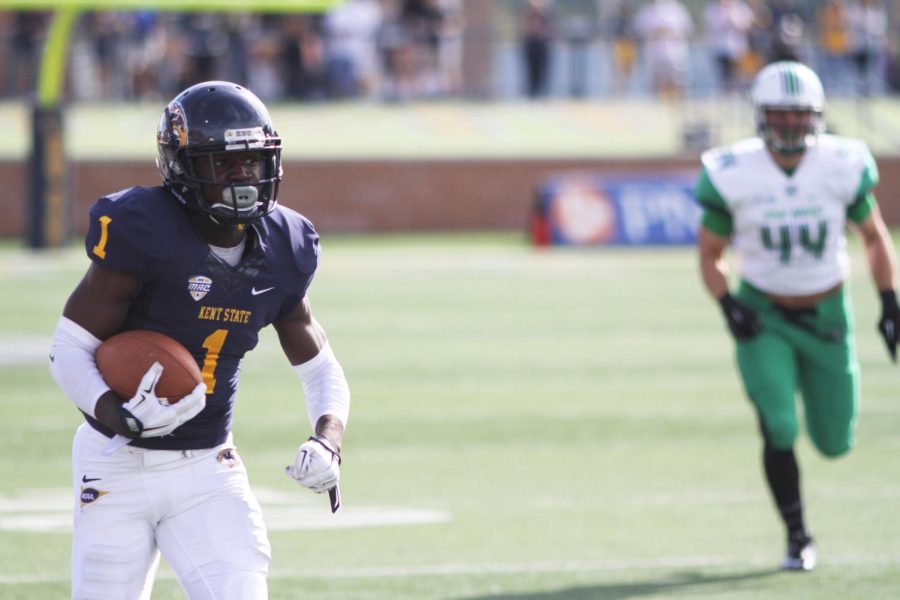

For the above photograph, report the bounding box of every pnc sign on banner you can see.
[534,172,702,246]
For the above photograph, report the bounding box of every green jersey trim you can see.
[847,191,875,224]
[695,167,733,236]
[847,152,879,224]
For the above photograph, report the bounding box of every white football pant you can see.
[71,424,271,599]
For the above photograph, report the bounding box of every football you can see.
[96,330,203,403]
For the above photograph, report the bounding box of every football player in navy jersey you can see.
[49,81,350,599]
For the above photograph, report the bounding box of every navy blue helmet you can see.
[156,81,282,225]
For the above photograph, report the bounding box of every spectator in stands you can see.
[886,38,900,95]
[124,12,168,100]
[402,0,445,55]
[222,14,255,89]
[436,0,465,97]
[767,12,804,63]
[377,0,411,100]
[521,0,554,98]
[704,0,755,94]
[401,0,451,98]
[321,0,383,99]
[280,15,328,101]
[610,1,638,96]
[816,0,851,93]
[2,11,47,98]
[178,14,230,92]
[245,16,286,100]
[736,0,773,82]
[633,0,693,100]
[87,13,131,99]
[846,0,888,96]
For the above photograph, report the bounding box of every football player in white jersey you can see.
[696,61,900,571]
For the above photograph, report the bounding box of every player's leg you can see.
[157,445,271,600]
[797,289,858,458]
[738,332,816,570]
[736,334,804,510]
[71,424,160,600]
[734,285,812,567]
[734,298,800,451]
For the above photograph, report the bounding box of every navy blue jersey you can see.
[83,186,319,450]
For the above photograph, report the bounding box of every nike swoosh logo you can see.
[251,286,275,295]
[49,353,55,362]
[82,476,101,483]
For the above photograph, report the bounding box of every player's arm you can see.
[698,226,731,300]
[856,203,897,293]
[52,263,141,436]
[51,263,206,437]
[273,297,349,450]
[695,165,734,300]
[696,165,763,340]
[64,262,139,338]
[275,297,350,511]
[854,202,900,362]
[698,227,762,339]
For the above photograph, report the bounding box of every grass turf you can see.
[1,232,899,599]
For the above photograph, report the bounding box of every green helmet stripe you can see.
[781,66,803,96]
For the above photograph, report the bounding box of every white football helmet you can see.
[751,61,825,154]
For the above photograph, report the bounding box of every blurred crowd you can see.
[1,0,464,103]
[1,0,898,103]
[522,0,899,99]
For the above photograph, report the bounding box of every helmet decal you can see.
[780,67,802,97]
[168,102,189,148]
[224,127,266,150]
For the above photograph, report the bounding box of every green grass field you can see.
[2,233,900,599]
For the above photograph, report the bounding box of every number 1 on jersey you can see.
[92,215,112,259]
[201,329,229,394]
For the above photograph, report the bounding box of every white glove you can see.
[286,436,341,493]
[118,362,206,438]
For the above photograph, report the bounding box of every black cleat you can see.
[782,534,816,571]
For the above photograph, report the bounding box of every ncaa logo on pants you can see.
[80,487,108,508]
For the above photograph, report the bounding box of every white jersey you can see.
[701,134,876,296]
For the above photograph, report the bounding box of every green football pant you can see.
[733,281,859,457]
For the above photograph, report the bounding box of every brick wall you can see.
[3,157,900,240]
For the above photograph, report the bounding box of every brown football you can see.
[96,330,203,403]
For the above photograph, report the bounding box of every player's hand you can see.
[117,362,207,438]
[286,436,340,492]
[286,436,342,512]
[877,290,900,363]
[718,293,763,340]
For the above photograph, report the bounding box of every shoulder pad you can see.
[817,134,870,161]
[255,206,320,296]
[85,186,185,273]
[700,138,763,173]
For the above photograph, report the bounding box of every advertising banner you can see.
[533,172,701,246]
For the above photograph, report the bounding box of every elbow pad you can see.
[49,316,111,418]
[292,343,350,429]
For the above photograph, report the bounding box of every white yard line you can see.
[0,337,51,366]
[0,487,449,534]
